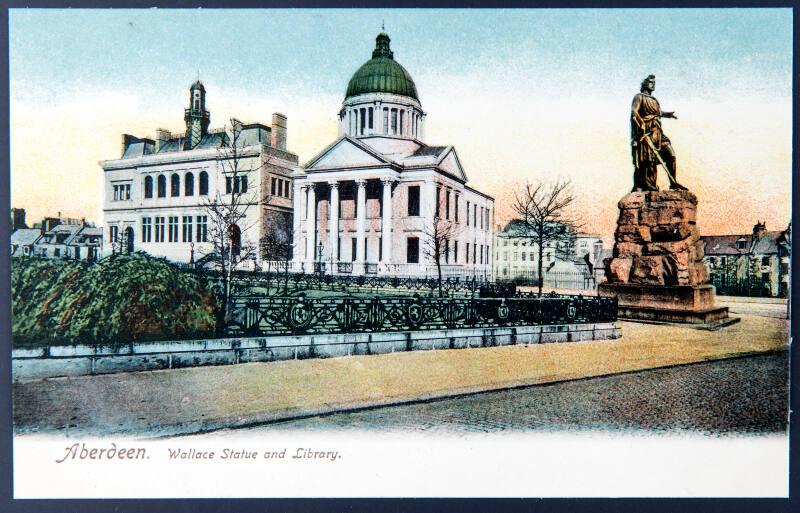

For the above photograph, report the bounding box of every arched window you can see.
[184,172,194,196]
[199,171,209,195]
[157,175,166,198]
[144,176,153,198]
[171,174,180,197]
[228,224,241,257]
[123,227,134,255]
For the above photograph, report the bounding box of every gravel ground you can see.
[258,351,790,435]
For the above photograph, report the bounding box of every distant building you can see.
[10,228,41,257]
[701,222,791,297]
[10,208,27,231]
[292,32,494,278]
[34,221,102,261]
[101,81,298,264]
[492,220,596,290]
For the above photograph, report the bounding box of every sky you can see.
[9,8,793,238]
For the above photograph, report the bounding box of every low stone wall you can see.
[12,322,621,382]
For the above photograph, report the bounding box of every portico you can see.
[297,175,398,275]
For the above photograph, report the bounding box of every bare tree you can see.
[200,119,272,323]
[511,178,581,296]
[422,214,461,297]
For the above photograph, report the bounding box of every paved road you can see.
[243,352,789,435]
[718,298,789,319]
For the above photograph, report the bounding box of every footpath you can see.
[13,312,788,438]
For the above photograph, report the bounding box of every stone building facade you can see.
[701,222,791,297]
[291,32,494,278]
[491,220,600,289]
[101,82,298,265]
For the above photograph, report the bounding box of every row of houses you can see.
[10,211,102,261]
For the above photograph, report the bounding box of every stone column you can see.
[328,181,339,273]
[293,182,304,268]
[381,178,394,271]
[355,179,367,273]
[305,182,316,268]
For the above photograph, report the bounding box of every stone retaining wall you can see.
[12,322,621,382]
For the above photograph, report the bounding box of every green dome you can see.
[345,33,419,102]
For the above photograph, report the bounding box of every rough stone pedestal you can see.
[600,190,735,328]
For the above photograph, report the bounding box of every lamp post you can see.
[316,241,324,274]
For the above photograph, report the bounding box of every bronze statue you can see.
[631,75,687,191]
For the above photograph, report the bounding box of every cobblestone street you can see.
[250,351,789,435]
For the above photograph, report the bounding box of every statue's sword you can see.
[633,116,678,185]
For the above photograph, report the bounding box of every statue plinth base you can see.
[598,283,734,327]
[602,189,736,328]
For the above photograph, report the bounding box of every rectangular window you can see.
[155,217,165,243]
[407,185,420,216]
[466,201,470,226]
[277,179,283,198]
[360,108,366,135]
[454,241,458,263]
[479,244,484,265]
[125,184,131,200]
[435,187,441,218]
[473,204,477,226]
[142,217,152,243]
[337,237,342,261]
[182,216,193,243]
[271,177,277,195]
[351,238,357,262]
[379,236,383,262]
[445,190,450,220]
[391,109,398,133]
[444,239,449,264]
[480,207,484,230]
[109,225,119,243]
[455,194,459,223]
[368,108,374,129]
[383,108,389,133]
[226,177,232,194]
[168,216,178,242]
[196,215,208,242]
[240,176,248,193]
[364,237,368,260]
[466,242,470,264]
[407,237,419,264]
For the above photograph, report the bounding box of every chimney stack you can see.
[155,129,171,152]
[121,134,137,157]
[271,113,287,151]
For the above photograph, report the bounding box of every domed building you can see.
[292,32,494,278]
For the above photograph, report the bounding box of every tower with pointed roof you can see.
[184,81,211,150]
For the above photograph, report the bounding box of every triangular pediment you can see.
[305,136,391,170]
[437,148,467,181]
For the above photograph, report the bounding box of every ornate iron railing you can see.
[186,267,498,297]
[227,294,617,336]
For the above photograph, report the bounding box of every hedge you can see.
[11,254,220,347]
